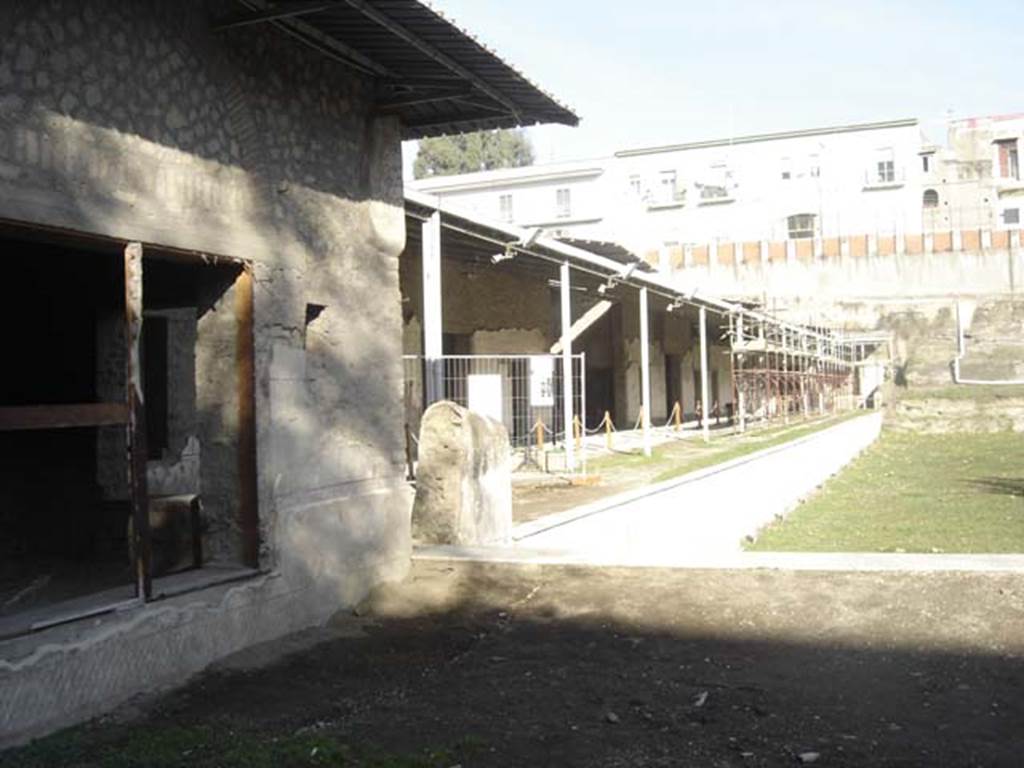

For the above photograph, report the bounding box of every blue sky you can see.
[409,0,1024,167]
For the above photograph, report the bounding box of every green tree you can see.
[413,129,534,179]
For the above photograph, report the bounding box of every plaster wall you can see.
[0,0,410,745]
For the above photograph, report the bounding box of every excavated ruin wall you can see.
[0,0,410,746]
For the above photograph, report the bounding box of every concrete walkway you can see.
[514,412,881,559]
[416,411,1024,573]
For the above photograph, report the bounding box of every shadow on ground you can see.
[4,561,1023,767]
[968,476,1024,498]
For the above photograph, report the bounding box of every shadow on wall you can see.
[0,0,410,573]
[4,561,1023,766]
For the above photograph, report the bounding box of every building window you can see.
[1004,208,1021,226]
[498,193,513,223]
[629,175,643,199]
[556,188,571,219]
[923,189,939,208]
[781,157,792,180]
[787,213,816,240]
[808,154,820,178]
[997,139,1020,180]
[658,170,679,203]
[699,183,729,201]
[922,154,932,173]
[877,160,895,182]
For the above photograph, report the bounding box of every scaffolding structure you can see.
[729,312,869,429]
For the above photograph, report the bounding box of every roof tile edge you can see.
[614,118,920,158]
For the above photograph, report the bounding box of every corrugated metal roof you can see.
[404,189,852,346]
[225,1,579,137]
[555,237,654,272]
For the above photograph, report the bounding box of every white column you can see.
[560,261,576,472]
[422,210,443,405]
[736,312,746,434]
[639,287,652,457]
[699,306,710,443]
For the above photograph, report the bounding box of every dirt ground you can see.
[7,560,1023,767]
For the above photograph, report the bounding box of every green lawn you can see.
[650,412,864,483]
[895,384,1024,402]
[2,725,486,768]
[749,429,1024,553]
[579,411,863,485]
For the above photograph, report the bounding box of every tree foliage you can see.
[413,129,534,179]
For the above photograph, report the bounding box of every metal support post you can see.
[422,210,444,405]
[560,262,576,472]
[639,287,652,457]
[699,306,710,443]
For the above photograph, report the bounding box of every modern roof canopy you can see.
[404,189,858,349]
[216,0,579,137]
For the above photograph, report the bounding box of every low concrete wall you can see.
[512,413,883,563]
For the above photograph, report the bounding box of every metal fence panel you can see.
[403,354,585,465]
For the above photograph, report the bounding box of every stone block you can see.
[412,401,511,545]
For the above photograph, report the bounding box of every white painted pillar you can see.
[736,312,746,434]
[560,261,576,472]
[422,210,444,405]
[639,287,652,457]
[699,306,710,443]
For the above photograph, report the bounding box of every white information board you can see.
[529,356,555,406]
[467,374,503,424]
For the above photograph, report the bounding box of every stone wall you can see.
[0,0,410,745]
[399,244,555,355]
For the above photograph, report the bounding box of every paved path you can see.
[503,413,883,564]
[418,411,1024,573]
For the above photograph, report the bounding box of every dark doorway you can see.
[665,354,681,417]
[0,227,257,637]
[586,367,614,427]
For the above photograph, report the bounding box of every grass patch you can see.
[1,724,489,768]
[748,429,1024,553]
[580,412,864,483]
[894,384,1024,402]
[651,412,864,483]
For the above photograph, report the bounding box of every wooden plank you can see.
[235,266,260,569]
[124,242,152,601]
[0,403,129,431]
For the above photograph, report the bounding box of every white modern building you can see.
[411,118,928,265]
